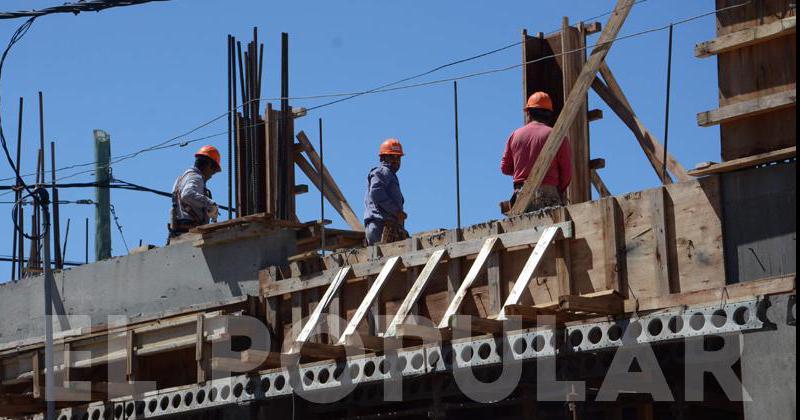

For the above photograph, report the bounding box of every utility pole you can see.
[93,130,111,261]
[35,188,56,420]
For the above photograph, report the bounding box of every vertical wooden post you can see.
[32,351,42,399]
[62,343,72,386]
[561,17,591,204]
[650,187,672,295]
[554,207,573,297]
[125,331,136,383]
[487,223,504,316]
[195,315,208,383]
[446,229,462,302]
[262,268,283,350]
[407,237,421,319]
[599,197,622,293]
[291,291,303,344]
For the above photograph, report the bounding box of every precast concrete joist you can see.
[30,297,771,420]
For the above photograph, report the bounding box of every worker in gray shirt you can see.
[363,138,408,245]
[168,145,221,243]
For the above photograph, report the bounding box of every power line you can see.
[1,1,749,193]
[0,0,171,20]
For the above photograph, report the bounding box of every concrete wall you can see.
[0,230,296,345]
[722,162,796,283]
[742,293,796,420]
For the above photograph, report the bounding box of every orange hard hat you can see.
[379,138,404,156]
[525,91,554,111]
[195,145,222,172]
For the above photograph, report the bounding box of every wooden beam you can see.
[295,152,364,232]
[649,187,672,295]
[689,146,796,176]
[289,267,352,353]
[599,197,622,293]
[337,256,402,345]
[263,223,573,297]
[696,87,796,127]
[438,237,500,328]
[449,315,505,335]
[590,169,612,197]
[592,63,690,183]
[587,109,604,122]
[511,0,636,215]
[695,16,796,58]
[487,224,505,316]
[559,290,624,315]
[623,275,795,313]
[589,158,606,170]
[498,226,563,319]
[385,249,447,337]
[293,184,309,195]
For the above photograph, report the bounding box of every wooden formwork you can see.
[261,176,729,354]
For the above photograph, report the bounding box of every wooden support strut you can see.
[289,266,352,354]
[497,225,565,320]
[438,237,499,328]
[295,152,364,232]
[385,249,447,337]
[592,63,690,183]
[338,256,402,345]
[510,0,636,215]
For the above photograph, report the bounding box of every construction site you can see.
[0,0,796,419]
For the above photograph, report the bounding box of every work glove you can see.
[208,203,219,223]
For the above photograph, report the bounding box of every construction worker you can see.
[500,92,572,213]
[168,145,221,243]
[363,138,409,245]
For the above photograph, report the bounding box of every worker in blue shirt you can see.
[363,138,408,245]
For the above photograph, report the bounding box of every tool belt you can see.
[380,219,409,244]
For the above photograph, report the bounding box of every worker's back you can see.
[501,121,571,191]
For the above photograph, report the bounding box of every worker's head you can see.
[194,145,222,180]
[525,92,555,126]
[379,138,404,173]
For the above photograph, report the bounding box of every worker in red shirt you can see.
[501,92,572,213]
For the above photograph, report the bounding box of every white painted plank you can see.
[437,237,499,328]
[337,256,402,345]
[497,226,561,320]
[290,266,351,353]
[385,249,447,337]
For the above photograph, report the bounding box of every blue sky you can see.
[0,0,721,279]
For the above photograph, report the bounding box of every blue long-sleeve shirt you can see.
[363,162,404,224]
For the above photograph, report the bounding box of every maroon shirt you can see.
[501,121,572,192]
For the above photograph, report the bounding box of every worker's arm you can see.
[368,169,402,216]
[180,172,216,210]
[556,137,573,193]
[500,135,514,176]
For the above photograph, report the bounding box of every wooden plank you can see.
[498,226,561,320]
[125,331,135,382]
[592,64,690,183]
[561,17,591,204]
[291,341,346,361]
[589,158,606,170]
[262,223,573,297]
[32,351,41,399]
[511,0,636,215]
[289,266,352,353]
[599,197,622,293]
[406,237,422,320]
[446,229,462,302]
[295,152,364,232]
[554,207,573,298]
[337,256,402,345]
[696,16,796,58]
[394,324,451,343]
[487,224,505,316]
[689,146,796,176]
[559,290,624,315]
[296,131,364,231]
[587,109,604,122]
[649,187,672,295]
[385,249,447,337]
[438,237,500,328]
[623,275,795,313]
[590,169,612,197]
[448,315,506,335]
[697,87,796,127]
[195,314,208,383]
